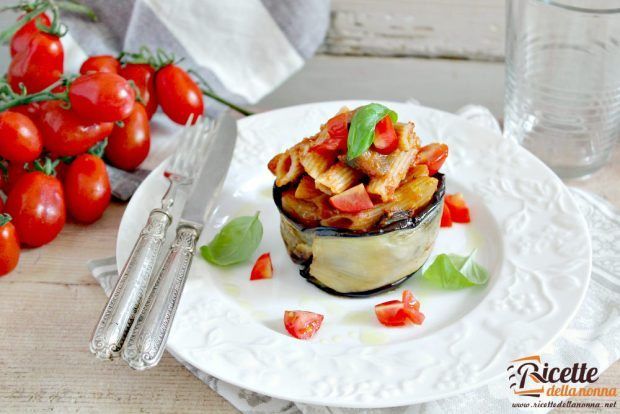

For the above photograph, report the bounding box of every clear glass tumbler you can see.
[504,1,620,179]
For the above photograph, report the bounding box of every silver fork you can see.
[89,117,212,360]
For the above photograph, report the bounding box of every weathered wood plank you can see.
[324,0,505,60]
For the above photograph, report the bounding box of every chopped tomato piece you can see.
[284,310,324,339]
[329,184,373,213]
[326,112,349,140]
[373,116,398,154]
[416,143,449,175]
[445,193,471,223]
[295,176,323,199]
[250,253,273,280]
[310,113,349,156]
[402,290,420,311]
[402,290,425,324]
[374,300,408,326]
[440,200,452,227]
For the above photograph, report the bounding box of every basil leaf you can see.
[423,250,489,289]
[200,212,263,266]
[347,103,398,161]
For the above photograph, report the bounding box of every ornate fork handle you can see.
[89,209,172,359]
[122,223,201,370]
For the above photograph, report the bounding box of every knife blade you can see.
[181,111,238,227]
[121,111,238,370]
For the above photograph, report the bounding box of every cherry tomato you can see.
[0,215,20,276]
[5,170,65,247]
[374,300,408,326]
[310,113,350,156]
[155,64,204,125]
[444,193,471,223]
[105,103,150,171]
[64,154,111,224]
[416,143,449,176]
[329,184,373,213]
[4,162,29,195]
[119,63,158,119]
[440,200,452,227]
[284,310,324,340]
[250,253,273,280]
[8,32,63,93]
[80,55,120,75]
[0,196,3,212]
[10,12,51,57]
[37,101,114,156]
[373,116,398,154]
[68,72,136,123]
[0,112,42,163]
[9,102,42,120]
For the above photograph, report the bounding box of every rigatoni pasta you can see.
[268,105,448,232]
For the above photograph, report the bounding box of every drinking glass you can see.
[504,0,620,178]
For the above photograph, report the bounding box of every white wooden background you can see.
[324,0,505,60]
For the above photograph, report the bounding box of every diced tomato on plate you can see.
[374,290,425,327]
[445,193,471,223]
[284,310,324,339]
[250,253,273,280]
[440,200,452,227]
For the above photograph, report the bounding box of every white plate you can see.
[117,101,591,408]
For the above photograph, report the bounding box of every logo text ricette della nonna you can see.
[508,355,617,398]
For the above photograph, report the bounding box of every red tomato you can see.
[445,193,471,223]
[373,116,398,154]
[416,143,449,176]
[68,72,136,123]
[4,162,29,195]
[440,200,452,227]
[374,300,408,326]
[105,104,150,171]
[37,101,114,156]
[402,290,425,324]
[329,184,373,213]
[0,215,20,276]
[0,112,42,163]
[10,12,51,57]
[119,63,158,119]
[64,154,111,224]
[326,112,349,141]
[155,64,204,125]
[284,310,324,340]
[0,197,3,212]
[80,55,120,74]
[250,253,273,280]
[5,171,65,247]
[8,31,64,93]
[10,102,42,120]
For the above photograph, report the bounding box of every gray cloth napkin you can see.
[89,105,620,413]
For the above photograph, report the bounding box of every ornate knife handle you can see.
[122,223,201,370]
[89,209,172,360]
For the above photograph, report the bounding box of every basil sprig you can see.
[422,250,489,289]
[347,103,398,160]
[200,212,263,266]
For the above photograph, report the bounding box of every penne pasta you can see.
[403,164,429,183]
[386,176,438,215]
[295,175,323,199]
[269,149,304,187]
[320,205,385,231]
[300,150,334,179]
[315,162,363,195]
[281,189,321,227]
[367,149,416,202]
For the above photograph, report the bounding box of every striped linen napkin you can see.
[90,103,620,413]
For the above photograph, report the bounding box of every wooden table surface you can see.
[1,55,619,413]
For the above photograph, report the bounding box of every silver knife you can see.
[121,112,238,370]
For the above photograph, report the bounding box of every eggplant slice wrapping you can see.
[274,174,445,297]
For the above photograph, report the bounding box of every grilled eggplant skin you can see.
[274,174,445,297]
